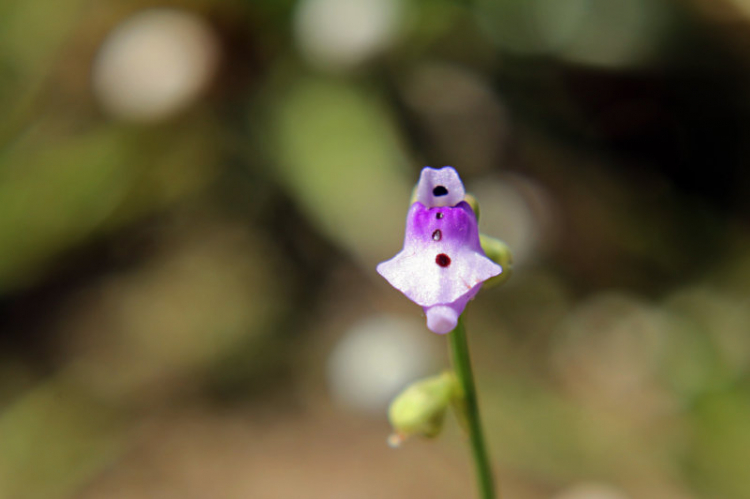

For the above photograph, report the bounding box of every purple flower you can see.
[377,167,502,334]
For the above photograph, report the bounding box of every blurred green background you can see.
[2,0,750,498]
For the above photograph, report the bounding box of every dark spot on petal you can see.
[433,185,448,197]
[435,253,451,267]
[436,212,444,219]
[432,230,442,241]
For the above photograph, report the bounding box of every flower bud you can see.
[463,193,480,222]
[387,371,459,445]
[480,234,513,288]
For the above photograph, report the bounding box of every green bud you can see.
[463,193,480,222]
[480,234,513,288]
[387,372,459,446]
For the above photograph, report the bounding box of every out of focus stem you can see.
[449,316,497,499]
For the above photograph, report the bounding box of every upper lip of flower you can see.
[414,166,466,208]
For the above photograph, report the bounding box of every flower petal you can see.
[414,166,465,208]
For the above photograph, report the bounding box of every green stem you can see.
[449,316,497,499]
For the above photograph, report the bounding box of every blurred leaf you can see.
[0,377,125,499]
[481,374,684,491]
[685,387,750,499]
[266,76,412,266]
[0,116,220,292]
[0,126,134,290]
[0,0,84,75]
[0,0,87,140]
[661,288,748,397]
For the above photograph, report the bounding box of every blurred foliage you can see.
[1,0,750,498]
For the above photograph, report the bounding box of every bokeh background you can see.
[2,0,750,498]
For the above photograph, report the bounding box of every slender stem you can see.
[449,316,497,499]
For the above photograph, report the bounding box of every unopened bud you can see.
[480,234,513,288]
[388,371,459,444]
[463,193,480,222]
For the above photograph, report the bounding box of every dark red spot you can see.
[432,230,442,241]
[436,212,444,219]
[435,253,451,267]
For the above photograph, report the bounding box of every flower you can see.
[377,167,503,334]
